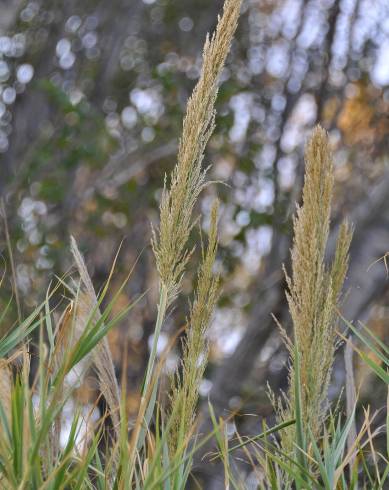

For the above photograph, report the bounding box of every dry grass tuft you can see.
[70,236,121,439]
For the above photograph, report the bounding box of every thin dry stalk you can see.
[1,198,21,322]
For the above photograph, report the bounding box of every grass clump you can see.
[211,128,387,490]
[0,0,242,488]
[0,2,388,488]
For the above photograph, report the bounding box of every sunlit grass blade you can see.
[209,418,295,458]
[358,349,389,385]
[65,289,146,375]
[339,312,389,369]
[0,306,43,358]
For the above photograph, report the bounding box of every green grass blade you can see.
[340,314,389,368]
[225,419,295,456]
[358,351,389,384]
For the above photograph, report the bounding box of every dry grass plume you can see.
[278,126,352,452]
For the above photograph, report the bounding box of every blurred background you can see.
[1,0,389,487]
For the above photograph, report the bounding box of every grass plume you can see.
[278,126,353,453]
[151,0,242,306]
[144,0,242,402]
[124,0,242,473]
[169,199,220,458]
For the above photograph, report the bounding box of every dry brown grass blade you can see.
[0,359,12,427]
[70,236,121,440]
[49,296,85,457]
[334,406,379,483]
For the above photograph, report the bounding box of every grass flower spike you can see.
[169,199,220,457]
[279,126,352,453]
[146,0,242,391]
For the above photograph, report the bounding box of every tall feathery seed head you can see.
[169,200,220,455]
[151,0,242,305]
[279,126,352,452]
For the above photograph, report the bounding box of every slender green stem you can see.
[1,197,22,323]
[143,284,168,395]
[127,284,169,479]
